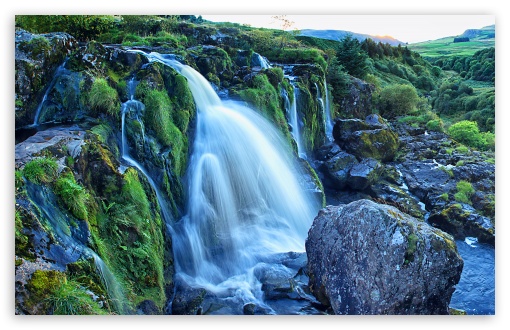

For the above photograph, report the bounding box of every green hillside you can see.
[408,25,494,58]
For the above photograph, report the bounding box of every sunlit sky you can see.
[200,15,495,44]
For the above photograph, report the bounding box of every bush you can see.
[447,120,492,150]
[377,84,420,118]
[23,157,59,184]
[426,119,444,132]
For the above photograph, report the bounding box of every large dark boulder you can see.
[306,199,463,315]
[333,115,399,162]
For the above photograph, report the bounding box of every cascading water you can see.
[120,78,174,226]
[282,77,305,158]
[25,182,128,314]
[323,78,333,139]
[315,82,333,141]
[31,60,69,127]
[255,53,271,69]
[137,51,320,312]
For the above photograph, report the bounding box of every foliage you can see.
[376,84,420,118]
[23,157,59,184]
[433,48,495,82]
[337,35,368,78]
[88,78,120,117]
[54,171,90,220]
[15,15,117,41]
[454,180,475,205]
[447,120,494,151]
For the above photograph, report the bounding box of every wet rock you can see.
[347,158,382,191]
[333,116,399,162]
[428,203,495,246]
[306,199,463,315]
[319,151,358,189]
[170,279,206,315]
[137,300,161,315]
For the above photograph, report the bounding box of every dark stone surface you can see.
[306,199,463,315]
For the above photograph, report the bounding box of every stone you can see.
[306,199,463,315]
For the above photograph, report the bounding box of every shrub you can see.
[88,78,120,117]
[426,119,444,132]
[447,120,494,150]
[23,157,59,184]
[454,180,475,205]
[377,84,420,118]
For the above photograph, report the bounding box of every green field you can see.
[408,25,494,58]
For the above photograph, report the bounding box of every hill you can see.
[408,25,495,58]
[299,29,405,46]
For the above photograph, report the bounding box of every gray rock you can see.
[306,199,463,315]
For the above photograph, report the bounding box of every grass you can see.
[454,180,475,205]
[88,78,120,117]
[22,157,59,184]
[408,32,495,58]
[54,171,90,220]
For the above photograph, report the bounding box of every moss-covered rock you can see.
[15,29,78,127]
[333,116,399,162]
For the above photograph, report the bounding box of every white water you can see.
[137,51,320,308]
[255,53,271,69]
[26,182,128,314]
[323,78,333,139]
[315,82,333,141]
[32,60,68,127]
[282,78,305,158]
[120,78,174,226]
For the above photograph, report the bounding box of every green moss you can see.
[404,233,419,264]
[23,157,59,185]
[454,180,475,205]
[142,88,187,175]
[456,145,469,154]
[54,171,90,220]
[440,193,449,201]
[88,77,120,117]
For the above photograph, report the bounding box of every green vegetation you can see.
[54,171,90,220]
[407,25,495,58]
[87,78,120,117]
[433,48,494,82]
[22,157,59,184]
[454,180,475,205]
[376,84,420,118]
[448,120,495,151]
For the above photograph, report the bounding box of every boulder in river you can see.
[306,199,463,315]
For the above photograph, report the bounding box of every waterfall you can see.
[31,60,69,127]
[25,182,129,314]
[282,77,305,158]
[120,78,174,226]
[315,82,333,141]
[323,78,333,139]
[255,53,271,69]
[137,51,320,309]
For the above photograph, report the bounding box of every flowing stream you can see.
[282,76,305,158]
[25,182,129,314]
[135,51,321,313]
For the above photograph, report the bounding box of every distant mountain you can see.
[408,25,495,58]
[299,29,405,46]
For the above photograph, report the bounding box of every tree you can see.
[336,35,368,79]
[377,84,420,118]
[271,15,297,50]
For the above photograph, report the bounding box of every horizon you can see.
[200,15,495,44]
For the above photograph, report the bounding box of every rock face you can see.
[333,115,399,162]
[306,199,463,315]
[338,76,375,119]
[15,29,78,128]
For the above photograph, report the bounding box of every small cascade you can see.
[25,182,129,314]
[282,71,305,158]
[32,60,69,127]
[315,82,333,141]
[255,53,271,69]
[135,51,320,313]
[323,78,333,139]
[120,78,174,226]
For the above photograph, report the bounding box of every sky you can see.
[200,15,495,44]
